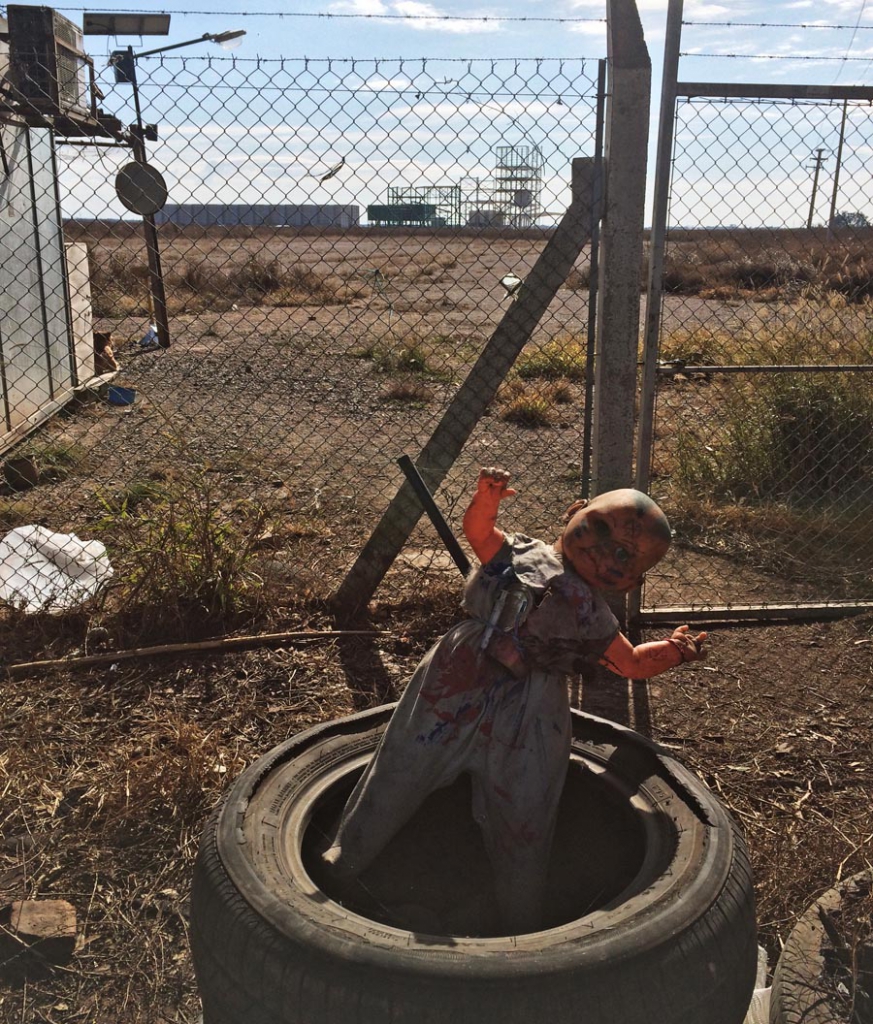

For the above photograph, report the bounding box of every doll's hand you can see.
[475,467,517,506]
[464,468,517,563]
[668,625,707,663]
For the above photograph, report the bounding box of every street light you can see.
[124,30,247,67]
[83,15,246,350]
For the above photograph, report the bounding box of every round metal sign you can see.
[513,188,533,209]
[115,161,168,216]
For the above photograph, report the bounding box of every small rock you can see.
[86,626,112,646]
[0,833,35,854]
[3,456,39,492]
[0,900,77,969]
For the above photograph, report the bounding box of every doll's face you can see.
[557,489,671,594]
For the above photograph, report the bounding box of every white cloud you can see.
[329,0,501,33]
[330,0,389,13]
[361,76,413,91]
[688,3,732,16]
[567,22,607,36]
[392,1,501,33]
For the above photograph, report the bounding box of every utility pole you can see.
[828,100,849,236]
[807,148,827,229]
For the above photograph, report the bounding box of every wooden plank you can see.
[334,158,596,617]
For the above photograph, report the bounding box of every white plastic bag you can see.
[743,945,771,1024]
[0,525,113,613]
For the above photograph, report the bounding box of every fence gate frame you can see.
[334,0,656,617]
[634,0,873,627]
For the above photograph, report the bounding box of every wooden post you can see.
[334,159,597,618]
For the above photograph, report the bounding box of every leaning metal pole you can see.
[334,160,596,618]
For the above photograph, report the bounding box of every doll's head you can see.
[94,331,113,354]
[556,489,672,594]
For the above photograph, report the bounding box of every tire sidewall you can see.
[209,704,744,980]
[770,869,873,1024]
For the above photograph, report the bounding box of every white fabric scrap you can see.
[0,525,113,613]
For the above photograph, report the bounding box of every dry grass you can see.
[658,311,873,593]
[660,227,873,303]
[380,379,434,405]
[90,255,362,317]
[515,336,588,381]
[2,596,873,1022]
[4,222,873,1021]
[0,621,359,1022]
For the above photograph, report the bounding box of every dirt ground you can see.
[3,227,873,1020]
[1,594,872,1023]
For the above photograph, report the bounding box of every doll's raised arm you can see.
[463,467,517,564]
[599,625,707,679]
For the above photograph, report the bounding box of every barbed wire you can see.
[680,51,873,61]
[92,54,601,89]
[684,20,873,30]
[679,94,872,108]
[108,54,592,65]
[11,6,605,23]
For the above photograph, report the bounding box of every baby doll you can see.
[94,332,119,375]
[323,468,706,933]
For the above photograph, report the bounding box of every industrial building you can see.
[155,204,360,228]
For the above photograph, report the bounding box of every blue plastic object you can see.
[107,385,137,406]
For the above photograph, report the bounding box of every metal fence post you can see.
[591,0,651,495]
[630,0,682,629]
[636,0,682,500]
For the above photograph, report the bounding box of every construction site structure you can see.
[367,143,545,228]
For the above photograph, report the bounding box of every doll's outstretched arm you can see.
[599,625,707,679]
[463,467,517,563]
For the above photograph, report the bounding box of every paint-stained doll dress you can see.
[324,533,620,931]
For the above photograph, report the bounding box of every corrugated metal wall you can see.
[0,123,75,445]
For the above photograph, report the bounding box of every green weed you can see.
[357,340,431,374]
[516,338,588,381]
[673,373,873,507]
[0,498,30,531]
[499,383,554,427]
[96,471,269,641]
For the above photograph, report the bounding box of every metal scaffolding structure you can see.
[385,185,462,227]
[376,144,547,228]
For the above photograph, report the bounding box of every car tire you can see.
[190,704,758,1024]
[770,869,872,1024]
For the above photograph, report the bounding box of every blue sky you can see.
[50,0,873,86]
[11,0,873,224]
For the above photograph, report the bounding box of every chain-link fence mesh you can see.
[1,55,603,633]
[643,94,873,612]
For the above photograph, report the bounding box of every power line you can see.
[833,0,869,84]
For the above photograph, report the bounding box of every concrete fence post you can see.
[591,0,651,495]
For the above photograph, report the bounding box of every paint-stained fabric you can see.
[324,533,619,931]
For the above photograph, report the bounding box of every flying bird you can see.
[312,156,346,182]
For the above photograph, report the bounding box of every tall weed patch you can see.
[96,470,269,641]
[674,373,873,506]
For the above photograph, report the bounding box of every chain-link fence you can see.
[1,55,604,631]
[641,91,873,614]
